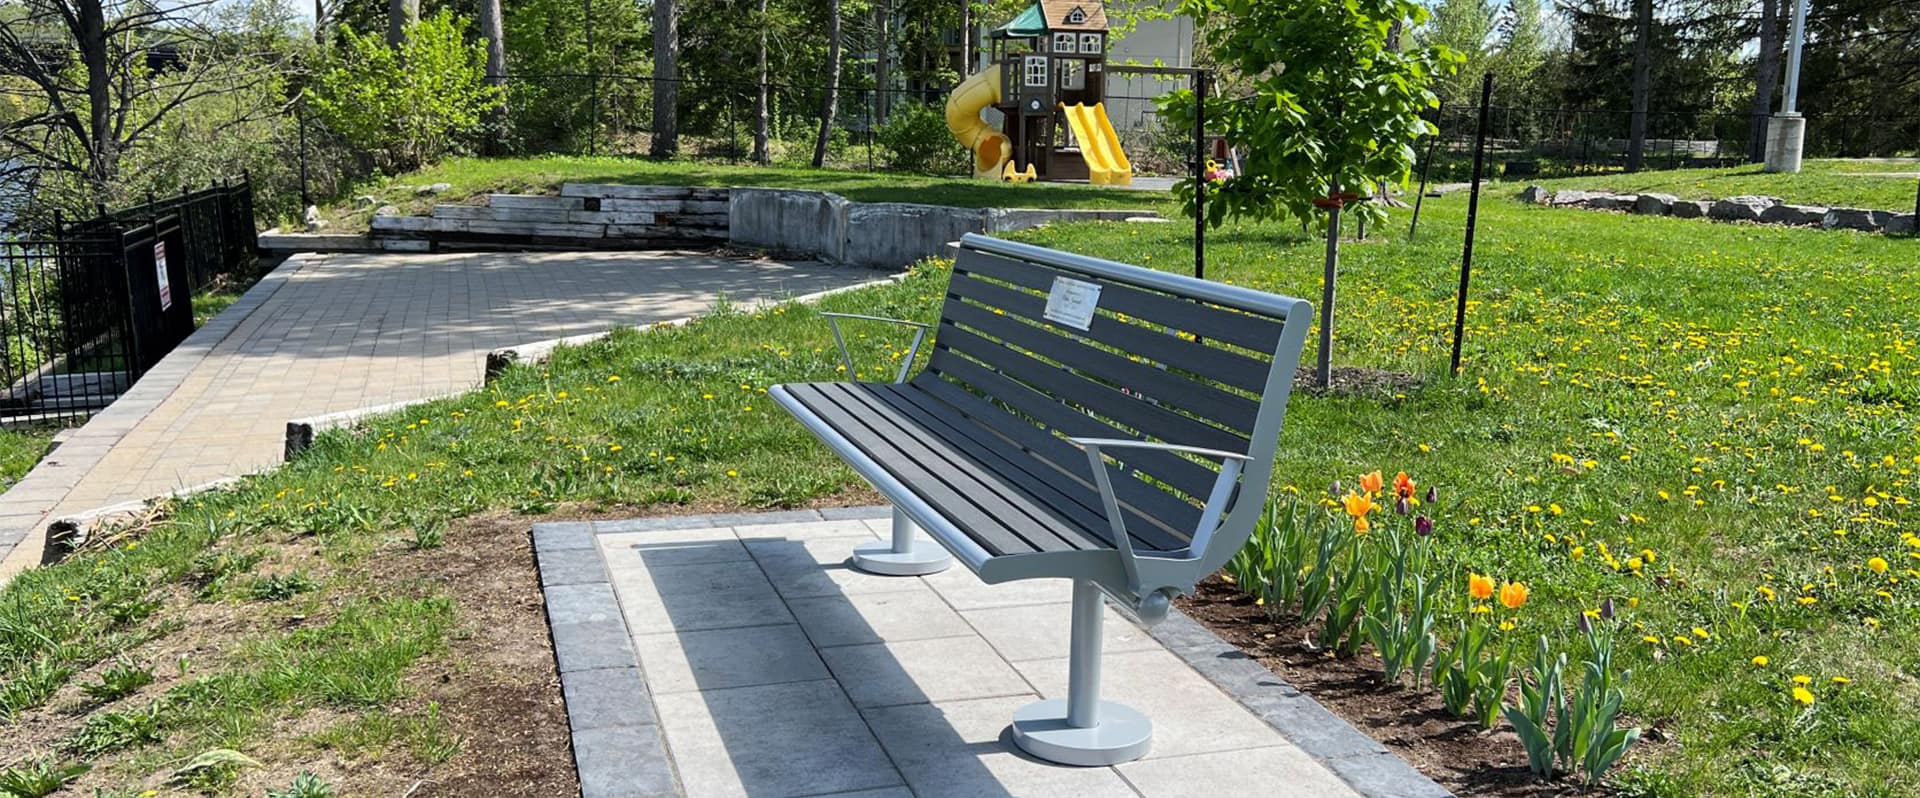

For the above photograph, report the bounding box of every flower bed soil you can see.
[1179,576,1589,798]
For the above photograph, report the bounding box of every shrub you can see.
[876,103,968,176]
[308,11,503,172]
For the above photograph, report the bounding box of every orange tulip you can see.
[1358,470,1385,495]
[1499,581,1530,610]
[1468,573,1495,601]
[1394,471,1416,499]
[1342,492,1376,518]
[1354,515,1371,534]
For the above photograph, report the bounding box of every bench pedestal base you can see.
[849,507,952,576]
[1007,578,1153,766]
[1010,698,1152,766]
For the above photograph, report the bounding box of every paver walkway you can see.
[0,250,874,578]
[538,509,1446,798]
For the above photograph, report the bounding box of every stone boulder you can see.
[1759,204,1828,226]
[1518,185,1551,204]
[1550,189,1601,207]
[1887,213,1916,236]
[1587,194,1638,212]
[1708,195,1779,222]
[414,182,452,196]
[1822,208,1892,231]
[1633,193,1678,215]
[373,205,401,217]
[1669,200,1712,219]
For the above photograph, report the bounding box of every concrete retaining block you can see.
[728,188,851,262]
[601,198,730,215]
[845,203,989,268]
[258,229,374,253]
[377,238,431,252]
[569,210,658,226]
[561,183,729,202]
[465,221,608,238]
[489,194,585,211]
[985,207,1160,233]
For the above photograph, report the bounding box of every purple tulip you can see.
[1600,597,1616,620]
[1425,485,1439,505]
[1414,516,1434,536]
[1395,496,1410,515]
[1579,612,1594,636]
[1328,480,1343,498]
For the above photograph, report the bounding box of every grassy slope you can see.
[309,156,1173,231]
[7,193,1920,795]
[1521,158,1920,211]
[0,425,55,489]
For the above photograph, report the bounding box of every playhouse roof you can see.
[994,0,1107,37]
[1039,0,1108,31]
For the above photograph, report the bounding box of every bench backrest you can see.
[917,234,1312,570]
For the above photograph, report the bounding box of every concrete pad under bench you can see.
[535,507,1452,798]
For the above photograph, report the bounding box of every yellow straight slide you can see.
[1062,103,1133,186]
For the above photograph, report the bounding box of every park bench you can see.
[771,233,1312,766]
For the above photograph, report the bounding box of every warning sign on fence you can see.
[155,241,172,311]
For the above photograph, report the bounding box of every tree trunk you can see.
[76,0,115,199]
[651,0,681,159]
[1625,0,1652,172]
[1374,18,1407,207]
[955,0,971,80]
[812,0,844,168]
[874,0,892,124]
[754,0,771,164]
[387,0,418,48]
[480,0,508,154]
[1748,0,1781,163]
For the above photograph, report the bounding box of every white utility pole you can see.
[1765,0,1809,172]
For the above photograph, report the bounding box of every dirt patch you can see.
[1179,577,1588,798]
[1294,366,1425,399]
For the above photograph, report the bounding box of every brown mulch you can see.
[1180,577,1591,798]
[1294,366,1425,399]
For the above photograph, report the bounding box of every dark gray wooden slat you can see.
[948,270,1274,394]
[867,384,1192,552]
[786,383,1054,556]
[802,383,1102,555]
[922,349,1220,506]
[900,377,1202,549]
[955,249,1286,353]
[941,298,1260,436]
[933,323,1251,455]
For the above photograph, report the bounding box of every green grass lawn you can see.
[1520,158,1920,211]
[7,190,1920,795]
[0,425,56,490]
[306,155,1172,231]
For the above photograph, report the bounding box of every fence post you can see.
[1408,106,1440,242]
[296,99,311,209]
[1193,69,1207,280]
[1450,72,1493,377]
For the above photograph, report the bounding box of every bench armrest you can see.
[821,312,930,384]
[1066,437,1249,596]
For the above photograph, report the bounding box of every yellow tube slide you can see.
[946,65,1012,180]
[1062,103,1133,186]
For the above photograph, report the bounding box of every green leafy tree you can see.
[309,10,503,172]
[1162,0,1456,229]
[1161,0,1455,387]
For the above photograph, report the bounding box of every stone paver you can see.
[537,508,1449,798]
[0,250,874,578]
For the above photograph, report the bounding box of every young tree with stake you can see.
[1158,0,1455,388]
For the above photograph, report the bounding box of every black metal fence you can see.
[1,178,255,424]
[1419,105,1920,181]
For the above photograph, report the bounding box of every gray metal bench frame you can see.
[772,233,1312,765]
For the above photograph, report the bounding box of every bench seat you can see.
[776,380,1197,579]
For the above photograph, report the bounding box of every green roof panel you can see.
[997,4,1047,37]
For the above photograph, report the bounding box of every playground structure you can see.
[944,0,1134,185]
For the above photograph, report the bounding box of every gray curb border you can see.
[532,506,1447,798]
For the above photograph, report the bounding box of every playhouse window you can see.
[1065,6,1087,24]
[1023,55,1050,87]
[1079,33,1102,54]
[1058,58,1085,90]
[1053,33,1077,53]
